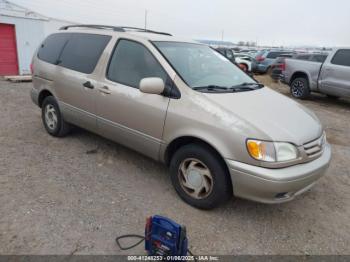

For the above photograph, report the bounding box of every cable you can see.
[115,234,145,250]
[187,249,197,262]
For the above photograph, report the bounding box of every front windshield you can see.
[153,41,256,89]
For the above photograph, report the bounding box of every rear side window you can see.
[267,52,286,59]
[107,39,167,88]
[331,50,350,67]
[37,33,70,64]
[296,54,311,60]
[311,54,327,63]
[37,33,111,74]
[59,33,111,74]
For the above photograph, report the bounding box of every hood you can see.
[202,87,323,146]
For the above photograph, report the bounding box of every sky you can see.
[8,0,350,47]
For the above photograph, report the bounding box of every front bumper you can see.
[226,143,331,204]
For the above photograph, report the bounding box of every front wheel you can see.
[169,144,232,209]
[290,77,310,99]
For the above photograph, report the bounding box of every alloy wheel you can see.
[291,80,304,97]
[44,104,58,130]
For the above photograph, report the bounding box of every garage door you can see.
[0,23,19,75]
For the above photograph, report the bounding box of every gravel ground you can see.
[0,76,349,255]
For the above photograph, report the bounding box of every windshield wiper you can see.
[193,83,264,93]
[230,82,264,91]
[193,85,230,91]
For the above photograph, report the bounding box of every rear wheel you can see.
[290,77,310,99]
[42,96,71,137]
[169,144,232,209]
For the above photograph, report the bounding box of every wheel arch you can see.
[163,135,233,194]
[290,71,309,86]
[38,89,54,108]
[164,136,231,175]
[164,136,220,164]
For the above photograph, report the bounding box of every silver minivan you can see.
[31,25,331,209]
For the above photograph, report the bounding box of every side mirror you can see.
[139,77,165,95]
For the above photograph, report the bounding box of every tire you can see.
[290,77,310,99]
[169,143,232,209]
[41,96,71,137]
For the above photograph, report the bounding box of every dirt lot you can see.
[0,76,349,255]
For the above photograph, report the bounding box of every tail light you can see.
[279,63,286,71]
[30,63,34,75]
[256,56,265,62]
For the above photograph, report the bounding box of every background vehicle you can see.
[235,57,251,72]
[270,53,327,81]
[283,48,350,99]
[270,54,294,80]
[234,53,256,72]
[215,47,251,72]
[238,49,258,55]
[255,50,294,73]
[215,47,236,63]
[234,53,256,61]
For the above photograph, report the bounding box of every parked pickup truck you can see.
[283,48,350,99]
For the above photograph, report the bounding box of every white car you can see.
[235,57,252,72]
[214,47,252,72]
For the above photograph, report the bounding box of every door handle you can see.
[98,86,111,94]
[83,81,94,89]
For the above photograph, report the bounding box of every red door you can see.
[0,23,19,75]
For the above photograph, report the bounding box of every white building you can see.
[0,0,75,75]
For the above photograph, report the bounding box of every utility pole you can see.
[144,9,148,30]
[221,30,224,42]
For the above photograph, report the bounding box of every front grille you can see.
[303,134,325,159]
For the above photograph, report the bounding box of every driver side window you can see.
[107,39,167,88]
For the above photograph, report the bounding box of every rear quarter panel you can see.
[285,59,322,91]
[32,53,58,99]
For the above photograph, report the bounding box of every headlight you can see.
[247,139,298,162]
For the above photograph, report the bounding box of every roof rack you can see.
[59,24,172,36]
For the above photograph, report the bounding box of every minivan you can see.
[31,25,331,209]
